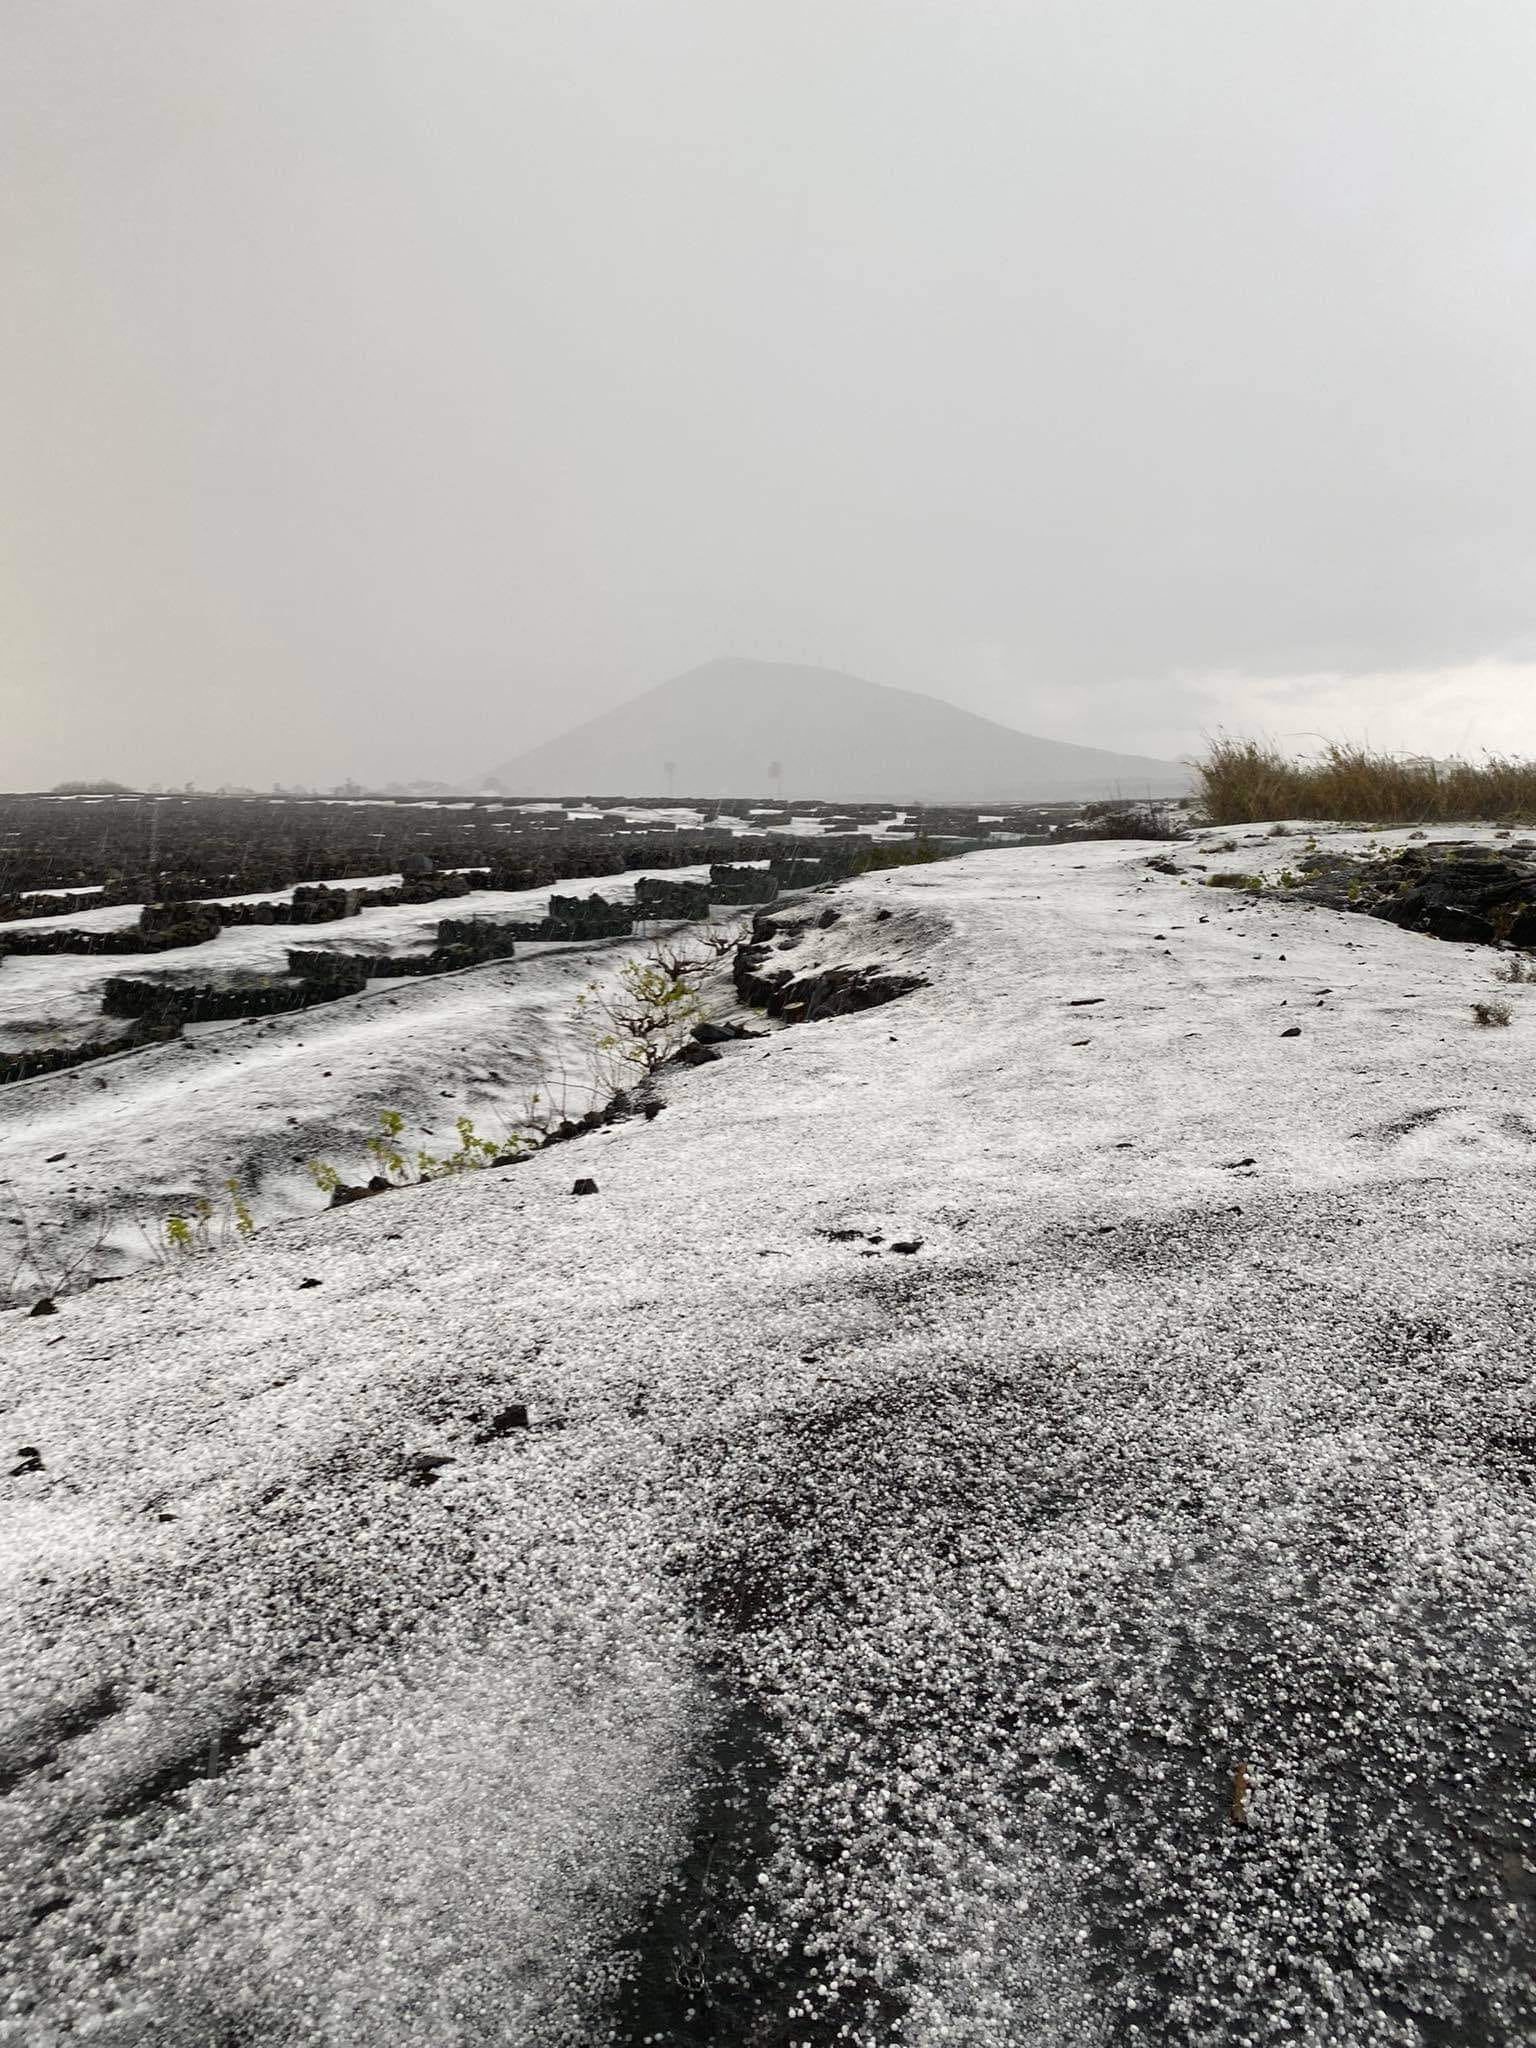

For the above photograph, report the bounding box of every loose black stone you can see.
[482,1403,530,1438]
[676,1043,723,1065]
[402,1451,455,1487]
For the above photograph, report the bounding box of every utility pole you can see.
[146,798,161,900]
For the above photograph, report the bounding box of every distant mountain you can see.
[483,659,1190,802]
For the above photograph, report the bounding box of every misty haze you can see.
[486,658,1193,801]
[5,6,1536,2044]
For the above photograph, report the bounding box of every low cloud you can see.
[1182,665,1536,764]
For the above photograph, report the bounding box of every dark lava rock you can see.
[676,1043,723,1065]
[366,1175,394,1194]
[28,1298,58,1318]
[480,1404,529,1439]
[735,953,927,1021]
[329,1183,372,1207]
[297,1277,323,1289]
[573,1178,599,1195]
[1068,997,1106,1007]
[1299,845,1536,949]
[691,1020,736,1044]
[11,1446,43,1476]
[1280,1026,1302,1038]
[403,1451,455,1487]
[1371,885,1501,944]
[889,1240,924,1254]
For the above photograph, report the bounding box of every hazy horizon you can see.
[7,3,1536,789]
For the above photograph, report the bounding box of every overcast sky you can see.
[5,0,1536,789]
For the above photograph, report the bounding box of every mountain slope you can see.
[485,657,1191,800]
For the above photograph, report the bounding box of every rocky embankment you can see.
[1181,831,1536,947]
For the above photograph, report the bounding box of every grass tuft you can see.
[1197,738,1536,827]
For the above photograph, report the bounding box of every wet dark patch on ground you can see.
[97,1685,281,1825]
[0,1680,119,1798]
[609,1682,887,2048]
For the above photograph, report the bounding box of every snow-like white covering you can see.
[4,834,1536,2041]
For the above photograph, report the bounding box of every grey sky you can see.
[5,0,1536,789]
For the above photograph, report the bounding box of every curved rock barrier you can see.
[0,879,481,957]
[0,1019,180,1088]
[1,866,926,1095]
[635,876,713,920]
[710,863,779,905]
[0,902,222,957]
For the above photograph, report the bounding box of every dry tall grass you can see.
[1197,739,1536,826]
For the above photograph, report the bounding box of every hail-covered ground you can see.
[3,827,1536,2046]
[0,863,749,1292]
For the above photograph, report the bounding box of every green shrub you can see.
[163,1179,256,1254]
[309,1107,524,1197]
[578,954,703,1076]
[365,1108,409,1184]
[851,834,949,874]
